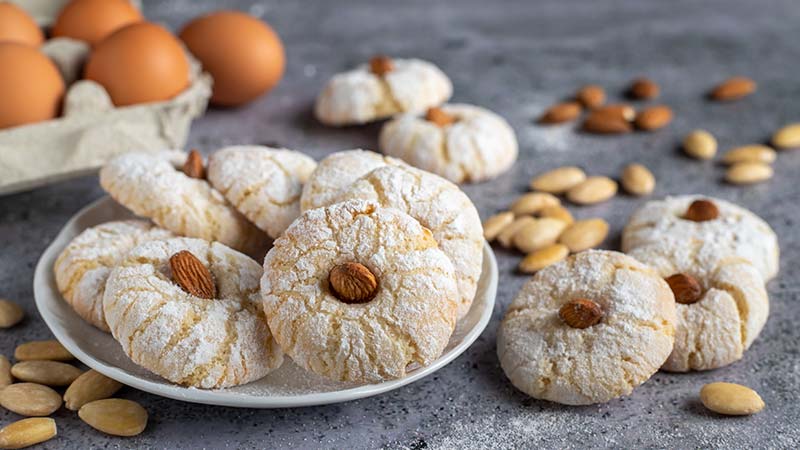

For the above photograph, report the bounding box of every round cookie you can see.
[103,237,283,389]
[299,149,406,212]
[336,164,483,319]
[379,103,518,183]
[261,199,459,383]
[314,57,452,126]
[100,152,269,257]
[54,220,174,332]
[497,250,676,405]
[622,195,779,281]
[207,145,317,239]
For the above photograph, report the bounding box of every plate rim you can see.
[33,196,498,409]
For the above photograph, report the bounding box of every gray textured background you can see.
[1,0,799,448]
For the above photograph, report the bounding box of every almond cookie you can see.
[622,195,778,281]
[207,145,317,239]
[379,103,518,183]
[100,152,269,257]
[299,149,407,212]
[336,165,483,319]
[314,57,452,126]
[261,199,459,383]
[54,220,174,332]
[497,250,676,405]
[103,237,283,389]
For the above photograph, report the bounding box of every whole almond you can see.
[1,355,11,388]
[369,55,394,76]
[182,149,205,179]
[539,205,574,225]
[628,78,660,99]
[576,85,605,108]
[497,216,536,248]
[0,383,62,417]
[169,251,216,299]
[621,163,655,196]
[329,262,378,303]
[15,340,73,362]
[511,192,560,216]
[594,103,636,122]
[11,361,83,387]
[78,399,148,437]
[64,370,123,411]
[519,243,569,274]
[700,382,764,416]
[683,129,718,160]
[0,418,57,449]
[559,298,604,329]
[635,105,673,131]
[559,218,609,252]
[483,211,515,242]
[665,273,703,304]
[538,101,582,124]
[710,76,756,101]
[582,110,632,134]
[722,145,776,165]
[513,218,568,254]
[726,162,773,185]
[684,199,719,222]
[530,166,586,194]
[772,123,800,149]
[566,176,618,205]
[0,299,24,328]
[426,107,457,127]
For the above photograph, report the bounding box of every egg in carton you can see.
[8,0,142,26]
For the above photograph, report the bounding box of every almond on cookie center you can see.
[329,262,379,304]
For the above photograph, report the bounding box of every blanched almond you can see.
[14,340,73,362]
[0,355,11,388]
[0,299,24,328]
[0,383,62,417]
[725,162,773,184]
[497,216,536,248]
[539,205,574,225]
[621,163,655,196]
[530,166,586,194]
[11,361,83,387]
[0,418,57,449]
[483,211,515,242]
[538,102,582,124]
[772,123,800,149]
[64,370,124,411]
[700,382,764,416]
[722,145,776,164]
[683,129,717,160]
[78,399,148,437]
[566,176,618,205]
[510,192,560,216]
[559,219,609,252]
[513,218,568,253]
[519,244,569,274]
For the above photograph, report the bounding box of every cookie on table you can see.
[336,164,483,319]
[207,145,317,239]
[497,250,676,405]
[103,237,283,389]
[299,149,407,212]
[314,56,452,126]
[100,152,270,257]
[54,220,174,332]
[380,103,518,183]
[622,195,779,281]
[261,199,459,383]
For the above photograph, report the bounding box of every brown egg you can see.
[179,10,285,106]
[84,22,190,106]
[52,0,142,46]
[0,2,44,46]
[0,43,65,129]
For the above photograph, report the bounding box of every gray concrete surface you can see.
[1,0,799,448]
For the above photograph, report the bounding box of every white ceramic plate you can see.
[34,196,498,408]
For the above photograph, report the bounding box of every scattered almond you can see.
[497,216,536,248]
[0,418,57,449]
[539,205,574,225]
[0,299,24,328]
[635,105,673,131]
[64,370,124,411]
[682,129,718,160]
[559,298,604,329]
[594,103,636,122]
[182,149,205,179]
[14,340,73,362]
[558,218,609,252]
[483,211,515,242]
[700,382,764,416]
[0,383,62,417]
[369,55,394,76]
[513,218,568,254]
[538,101,582,124]
[772,123,800,149]
[529,166,586,194]
[169,250,217,299]
[426,107,457,127]
[726,162,773,185]
[621,163,655,196]
[0,355,11,389]
[78,399,148,437]
[722,145,776,165]
[518,244,569,274]
[665,273,703,304]
[329,262,378,304]
[510,192,560,216]
[710,76,756,101]
[582,110,632,134]
[566,176,618,205]
[628,78,660,99]
[11,361,83,387]
[576,84,605,109]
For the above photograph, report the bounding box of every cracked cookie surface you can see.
[54,220,174,332]
[103,237,283,389]
[261,199,459,383]
[380,103,518,183]
[497,250,676,405]
[207,145,317,239]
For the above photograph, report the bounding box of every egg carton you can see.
[10,0,143,26]
[0,37,212,196]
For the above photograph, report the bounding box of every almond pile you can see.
[681,128,780,185]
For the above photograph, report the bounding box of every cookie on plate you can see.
[103,237,283,389]
[207,145,317,239]
[379,103,518,183]
[336,164,484,319]
[54,220,174,332]
[261,199,459,383]
[100,152,270,257]
[314,56,452,126]
[497,250,676,405]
